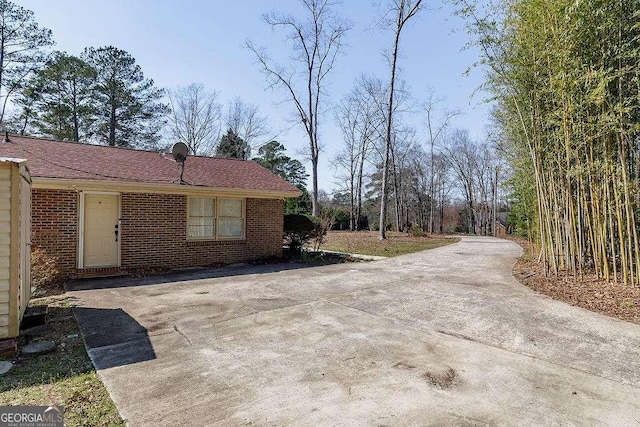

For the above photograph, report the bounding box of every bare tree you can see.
[424,90,459,233]
[246,0,350,216]
[225,97,268,157]
[167,83,221,155]
[472,142,505,235]
[378,0,423,239]
[408,150,430,229]
[433,151,453,233]
[389,125,418,232]
[445,129,478,234]
[334,96,361,230]
[334,75,384,230]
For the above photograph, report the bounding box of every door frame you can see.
[77,191,121,269]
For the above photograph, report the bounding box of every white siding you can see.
[18,168,31,319]
[0,164,10,336]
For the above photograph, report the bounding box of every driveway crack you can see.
[173,324,193,346]
[209,299,313,327]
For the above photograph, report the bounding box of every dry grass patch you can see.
[320,231,459,257]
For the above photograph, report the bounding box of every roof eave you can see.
[32,177,302,199]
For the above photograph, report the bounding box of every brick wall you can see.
[31,189,284,276]
[31,189,78,274]
[120,194,283,270]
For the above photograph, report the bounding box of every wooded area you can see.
[4,0,640,285]
[455,0,640,285]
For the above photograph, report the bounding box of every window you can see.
[218,199,244,238]
[188,198,216,238]
[187,197,245,240]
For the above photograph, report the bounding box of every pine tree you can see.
[32,52,96,141]
[8,75,43,135]
[216,128,249,159]
[254,140,312,214]
[82,46,168,147]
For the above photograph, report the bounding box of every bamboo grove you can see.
[461,0,640,284]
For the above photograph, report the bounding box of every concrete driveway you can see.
[68,237,640,426]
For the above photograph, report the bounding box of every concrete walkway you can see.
[68,237,640,426]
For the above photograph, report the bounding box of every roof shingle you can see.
[0,135,300,195]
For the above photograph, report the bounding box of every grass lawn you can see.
[320,231,460,257]
[0,294,125,426]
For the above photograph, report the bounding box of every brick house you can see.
[0,135,300,278]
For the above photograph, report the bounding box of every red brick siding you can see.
[31,189,284,276]
[120,194,283,270]
[31,189,78,274]
[246,197,284,259]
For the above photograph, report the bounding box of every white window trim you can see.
[186,196,246,241]
[77,191,121,269]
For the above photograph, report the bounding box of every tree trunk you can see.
[439,185,445,233]
[0,26,5,125]
[492,166,498,236]
[391,146,402,232]
[379,1,405,240]
[379,140,391,237]
[428,120,434,234]
[356,146,366,230]
[349,169,356,231]
[311,152,319,216]
[308,61,320,218]
[72,80,79,142]
[109,98,117,146]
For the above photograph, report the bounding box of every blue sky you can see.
[19,0,490,193]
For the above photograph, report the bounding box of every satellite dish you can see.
[172,142,189,163]
[171,142,189,184]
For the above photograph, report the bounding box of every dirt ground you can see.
[511,238,640,325]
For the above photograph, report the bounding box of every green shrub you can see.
[409,224,426,237]
[284,214,321,254]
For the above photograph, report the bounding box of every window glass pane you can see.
[218,218,244,238]
[189,198,202,216]
[188,197,215,238]
[188,218,216,238]
[205,198,215,217]
[189,198,215,217]
[219,199,242,218]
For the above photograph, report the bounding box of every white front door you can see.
[83,193,119,267]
